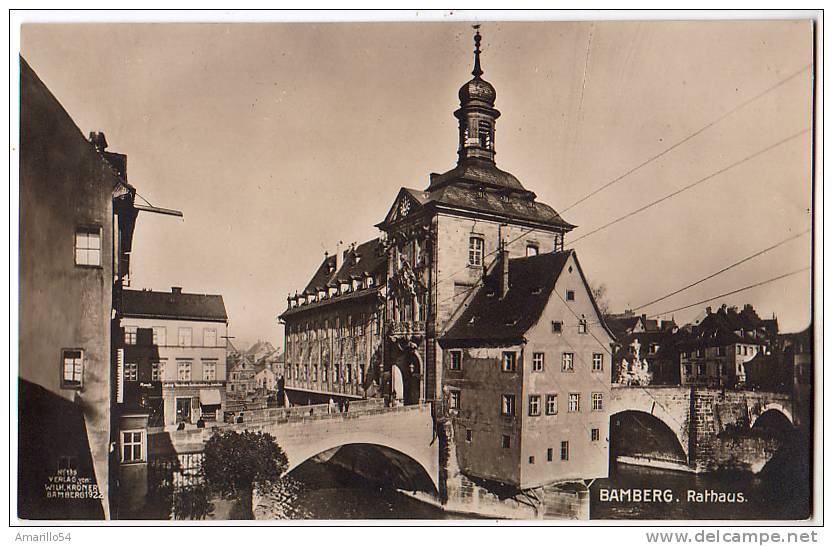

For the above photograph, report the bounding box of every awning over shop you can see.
[199,389,222,406]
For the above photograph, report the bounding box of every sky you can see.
[20,18,814,349]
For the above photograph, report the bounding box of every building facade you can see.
[678,304,777,387]
[119,287,229,427]
[439,251,615,488]
[279,30,614,491]
[281,239,387,405]
[18,57,138,520]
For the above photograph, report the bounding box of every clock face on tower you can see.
[398,198,411,217]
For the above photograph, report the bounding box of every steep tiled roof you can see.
[122,289,227,321]
[441,251,571,344]
[300,237,386,295]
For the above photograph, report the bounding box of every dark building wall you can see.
[443,345,523,486]
[18,58,122,519]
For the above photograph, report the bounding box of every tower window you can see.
[468,236,484,266]
[478,120,493,150]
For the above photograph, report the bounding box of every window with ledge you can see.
[449,350,462,371]
[121,430,144,463]
[152,327,166,346]
[526,244,539,257]
[501,394,516,416]
[151,361,165,381]
[546,394,558,415]
[591,392,604,411]
[61,349,84,389]
[450,389,461,410]
[566,290,575,301]
[501,351,517,372]
[551,321,562,334]
[532,352,544,372]
[124,326,138,345]
[561,352,574,372]
[568,393,580,412]
[75,226,101,266]
[591,428,600,442]
[578,319,588,334]
[204,328,217,347]
[203,360,217,381]
[178,328,192,347]
[178,361,192,381]
[124,362,138,382]
[592,353,604,372]
[468,236,485,267]
[528,395,541,416]
[561,441,570,461]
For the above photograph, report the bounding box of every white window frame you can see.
[546,394,558,415]
[591,392,604,411]
[74,226,102,267]
[124,326,138,345]
[468,236,485,267]
[203,328,217,347]
[178,360,192,381]
[561,440,570,461]
[526,244,539,257]
[151,360,165,381]
[568,393,580,413]
[61,349,84,389]
[501,394,516,416]
[450,389,461,410]
[124,362,138,382]
[203,360,217,381]
[532,352,545,372]
[178,327,192,347]
[528,395,541,416]
[592,353,604,372]
[121,429,145,464]
[501,351,517,372]
[578,319,587,334]
[152,326,166,346]
[561,352,574,372]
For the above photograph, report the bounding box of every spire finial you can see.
[472,24,483,77]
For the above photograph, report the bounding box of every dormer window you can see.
[526,244,539,257]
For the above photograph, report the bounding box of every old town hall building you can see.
[281,30,614,488]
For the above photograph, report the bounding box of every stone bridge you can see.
[147,400,440,492]
[610,385,795,472]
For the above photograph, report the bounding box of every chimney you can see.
[171,287,182,295]
[335,240,343,274]
[499,236,510,299]
[706,306,712,315]
[88,131,108,152]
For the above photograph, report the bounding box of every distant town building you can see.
[677,304,777,387]
[606,312,679,385]
[227,356,257,398]
[18,57,140,520]
[120,287,229,427]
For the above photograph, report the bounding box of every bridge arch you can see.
[609,410,689,466]
[285,442,438,496]
[750,402,794,428]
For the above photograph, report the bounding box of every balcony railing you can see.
[387,321,426,336]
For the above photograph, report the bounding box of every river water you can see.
[251,455,810,520]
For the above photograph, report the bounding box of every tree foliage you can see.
[591,282,611,316]
[201,430,288,519]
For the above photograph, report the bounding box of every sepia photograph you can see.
[12,10,820,526]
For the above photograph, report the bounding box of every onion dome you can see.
[458,28,496,107]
